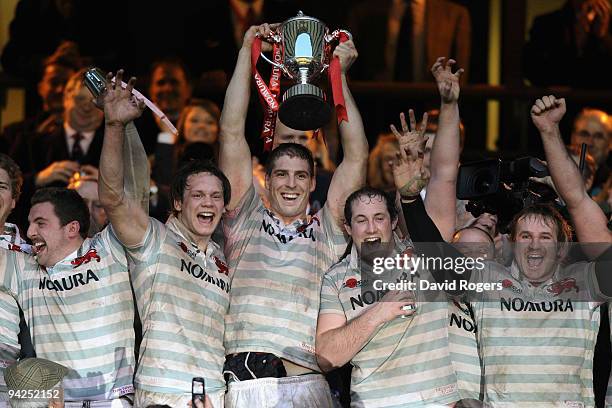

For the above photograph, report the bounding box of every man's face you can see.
[38,64,74,113]
[572,116,611,165]
[0,169,15,225]
[273,120,310,148]
[74,180,107,236]
[150,65,190,119]
[513,215,561,283]
[64,85,103,132]
[345,196,397,254]
[174,173,225,239]
[27,202,77,267]
[184,107,219,145]
[265,156,315,223]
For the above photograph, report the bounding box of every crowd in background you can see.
[0,0,611,407]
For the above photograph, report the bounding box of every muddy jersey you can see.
[0,227,135,400]
[223,186,347,370]
[319,241,461,407]
[126,216,230,396]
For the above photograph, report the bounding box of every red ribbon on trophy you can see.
[328,31,350,125]
[252,37,282,151]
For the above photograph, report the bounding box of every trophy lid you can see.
[281,10,327,28]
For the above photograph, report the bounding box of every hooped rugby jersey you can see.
[319,240,463,407]
[447,298,482,402]
[0,223,30,396]
[223,186,347,370]
[0,227,135,401]
[470,261,603,407]
[125,216,230,396]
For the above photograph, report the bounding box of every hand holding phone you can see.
[192,377,205,408]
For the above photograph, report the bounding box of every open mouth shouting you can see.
[197,211,215,225]
[32,240,47,255]
[525,252,545,268]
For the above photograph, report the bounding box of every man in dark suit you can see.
[8,68,104,230]
[348,0,471,82]
[1,41,81,155]
[523,0,612,89]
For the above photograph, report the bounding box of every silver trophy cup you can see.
[261,11,351,131]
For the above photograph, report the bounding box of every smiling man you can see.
[97,70,229,408]
[0,154,29,405]
[0,187,136,405]
[391,95,612,407]
[218,23,367,406]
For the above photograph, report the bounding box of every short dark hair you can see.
[169,160,231,216]
[31,188,90,239]
[265,143,314,178]
[509,203,572,243]
[0,153,23,201]
[344,187,398,226]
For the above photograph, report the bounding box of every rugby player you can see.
[0,187,136,405]
[396,95,612,406]
[218,23,367,406]
[98,70,229,408]
[316,59,477,406]
[0,154,29,405]
[531,95,612,407]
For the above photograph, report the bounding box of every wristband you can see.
[398,177,425,198]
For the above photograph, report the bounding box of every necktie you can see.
[71,133,84,162]
[394,2,414,82]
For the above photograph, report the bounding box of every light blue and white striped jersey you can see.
[447,298,482,402]
[0,223,30,396]
[0,227,135,401]
[471,261,602,407]
[223,186,347,370]
[126,216,230,396]
[319,242,462,407]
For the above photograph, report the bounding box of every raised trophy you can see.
[254,11,351,134]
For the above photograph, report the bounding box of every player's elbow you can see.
[316,350,342,373]
[315,336,343,372]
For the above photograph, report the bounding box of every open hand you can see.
[389,110,428,197]
[99,69,145,126]
[431,57,463,104]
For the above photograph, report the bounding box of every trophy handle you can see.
[325,29,353,43]
[256,31,295,80]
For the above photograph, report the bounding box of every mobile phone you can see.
[192,377,205,406]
